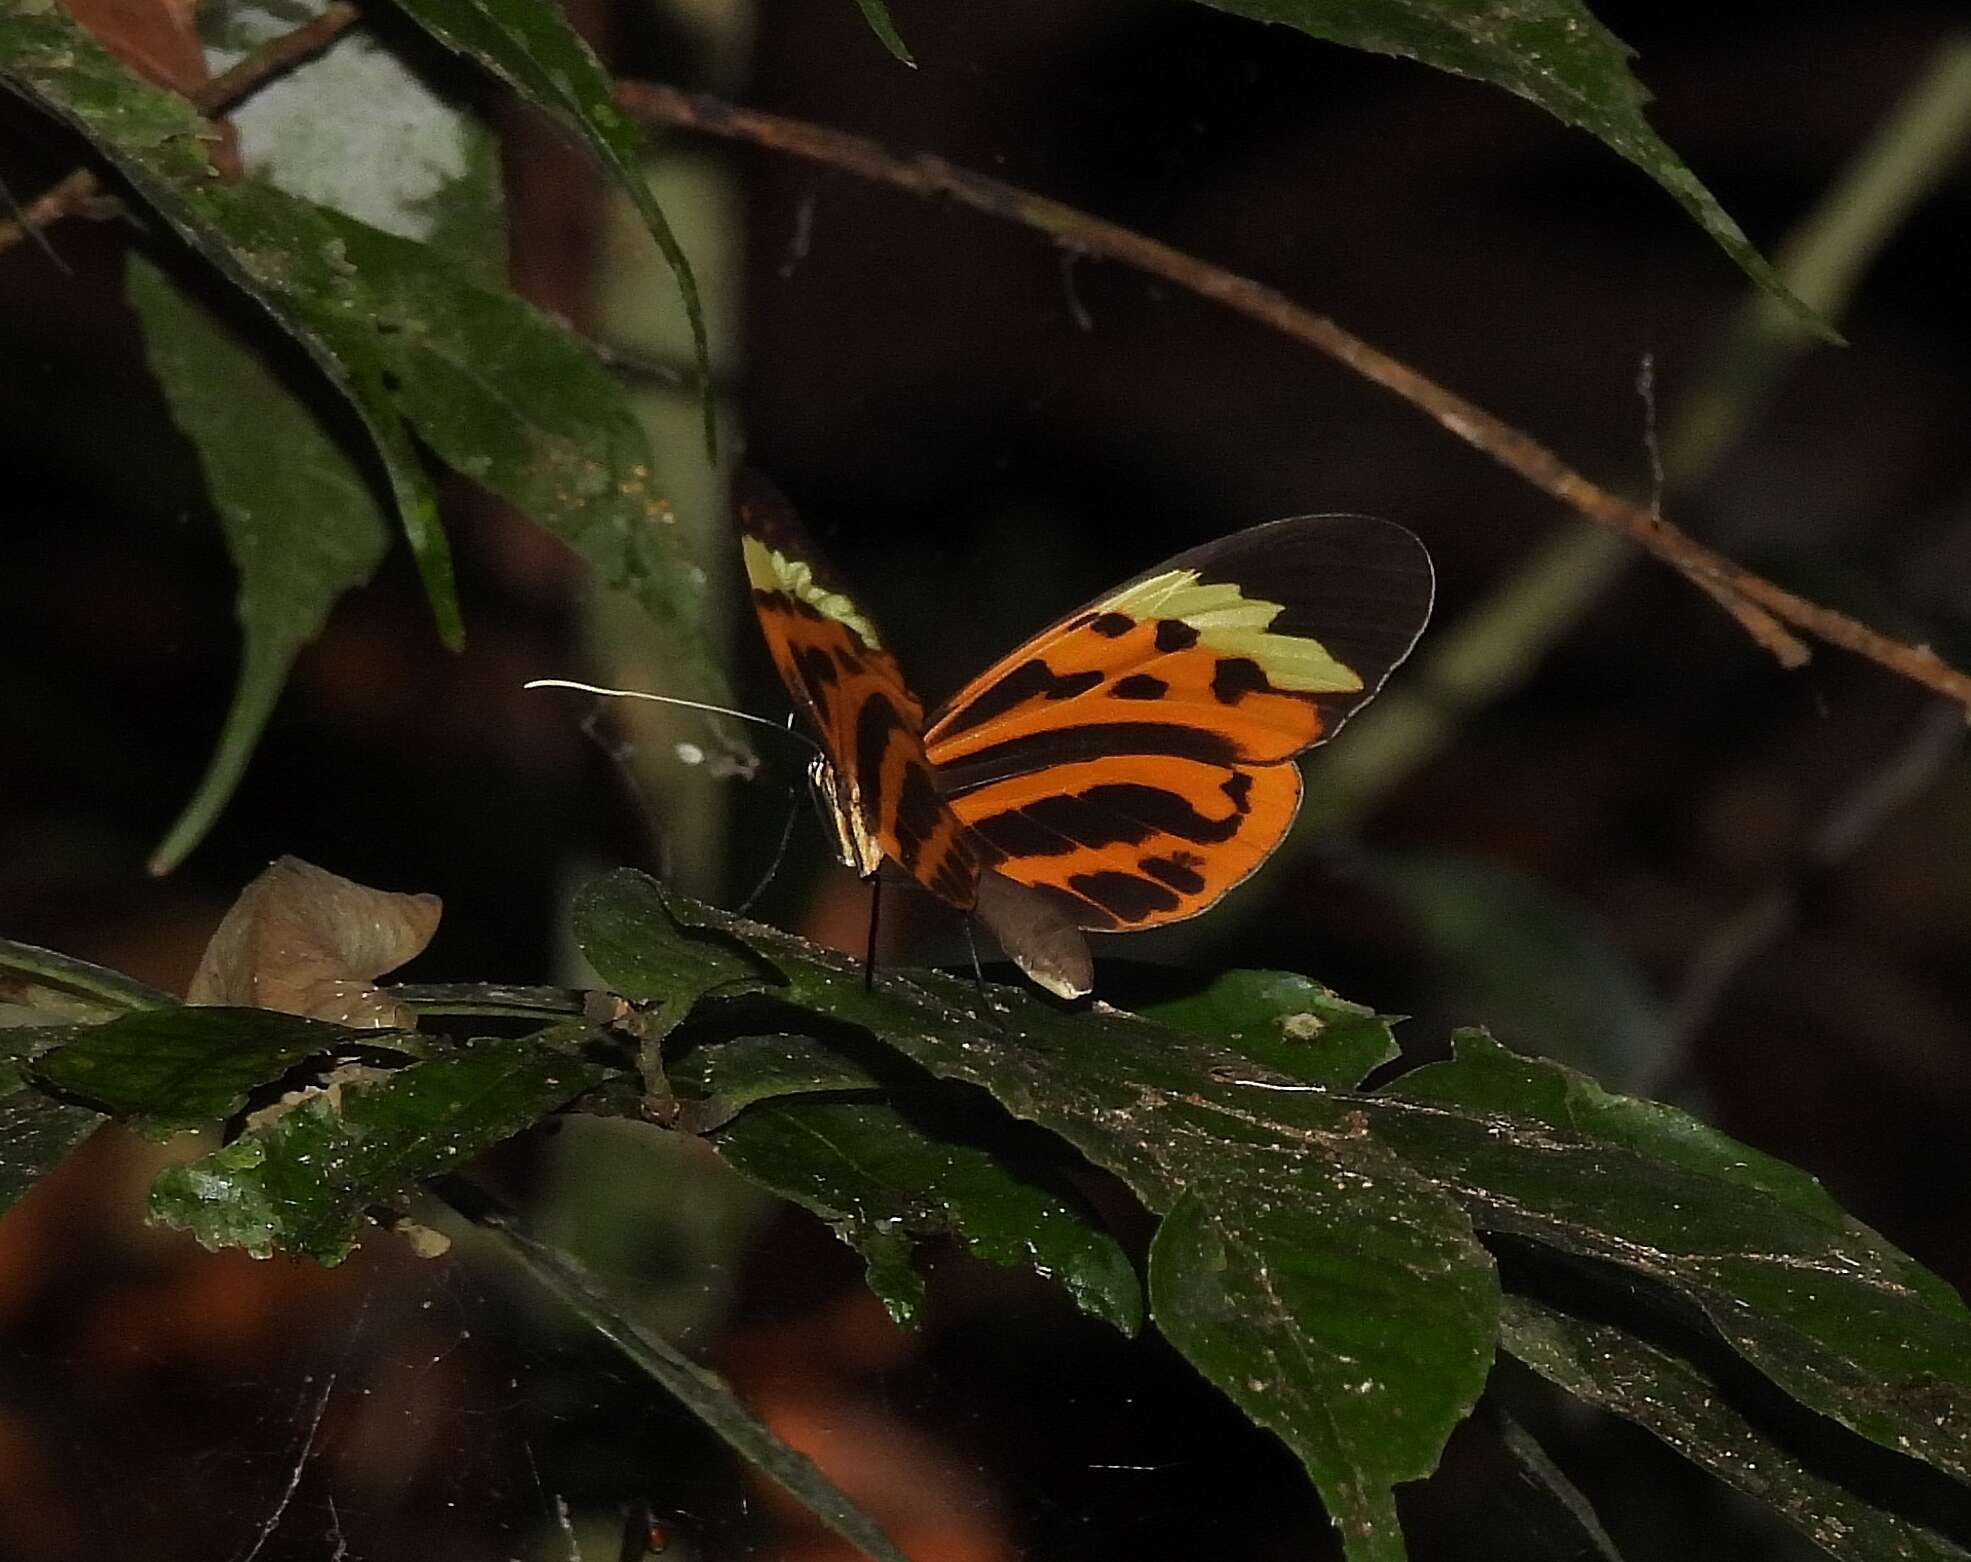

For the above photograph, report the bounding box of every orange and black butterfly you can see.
[735,471,1433,999]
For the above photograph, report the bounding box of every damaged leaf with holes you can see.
[150,1036,612,1261]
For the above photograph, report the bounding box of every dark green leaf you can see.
[1382,1033,1971,1482]
[1502,1293,1971,1562]
[149,1036,610,1261]
[1151,1157,1497,1562]
[575,872,1502,1562]
[4,10,728,693]
[380,0,716,447]
[0,8,460,641]
[1354,851,1671,1090]
[849,0,914,64]
[1141,967,1399,1087]
[436,1200,913,1562]
[30,1007,398,1131]
[2,1029,103,1217]
[1186,0,1830,337]
[0,935,179,1016]
[672,1031,884,1109]
[682,1036,1141,1331]
[128,254,392,875]
[1460,1403,1625,1562]
[573,871,782,1023]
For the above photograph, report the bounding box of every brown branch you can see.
[0,1,361,257]
[614,80,1971,715]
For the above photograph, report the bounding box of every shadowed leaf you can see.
[675,1035,1142,1331]
[1503,1293,1971,1562]
[1186,0,1830,336]
[129,262,393,874]
[379,0,716,445]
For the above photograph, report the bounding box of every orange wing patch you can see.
[924,514,1433,933]
[949,755,1302,930]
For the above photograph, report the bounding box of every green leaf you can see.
[29,1006,403,1131]
[380,0,717,449]
[1355,850,1671,1090]
[1461,1403,1625,1562]
[1141,967,1400,1087]
[849,0,914,65]
[128,254,392,875]
[0,935,180,1016]
[575,872,1502,1562]
[438,1201,914,1562]
[681,1037,1142,1332]
[2,1030,103,1218]
[0,7,461,643]
[1382,1032,1971,1482]
[5,9,726,689]
[1186,0,1831,338]
[572,872,776,1029]
[1151,1159,1497,1562]
[1502,1293,1971,1562]
[149,1036,610,1260]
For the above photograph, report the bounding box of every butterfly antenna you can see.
[522,679,822,755]
[863,877,882,993]
[735,780,803,916]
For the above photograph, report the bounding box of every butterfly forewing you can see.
[923,514,1433,930]
[735,472,981,908]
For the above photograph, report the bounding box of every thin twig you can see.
[192,2,361,115]
[614,79,1971,715]
[0,2,362,257]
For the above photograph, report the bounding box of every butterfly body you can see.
[736,473,1433,997]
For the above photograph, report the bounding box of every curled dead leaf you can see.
[189,856,441,1028]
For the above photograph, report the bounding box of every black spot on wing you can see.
[891,760,945,874]
[853,692,908,840]
[1111,673,1168,700]
[1091,612,1134,637]
[934,722,1243,793]
[1068,871,1182,924]
[1153,619,1200,653]
[1221,772,1253,812]
[1210,656,1271,704]
[973,806,1075,861]
[936,659,1105,739]
[1140,851,1207,894]
[970,780,1246,863]
[1080,783,1245,844]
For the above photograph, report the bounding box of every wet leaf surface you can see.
[29,1006,401,1131]
[677,1035,1142,1331]
[1502,1292,1971,1561]
[149,1034,610,1260]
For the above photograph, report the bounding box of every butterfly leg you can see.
[862,875,882,992]
[960,916,1007,1026]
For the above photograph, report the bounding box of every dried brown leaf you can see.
[188,856,441,1027]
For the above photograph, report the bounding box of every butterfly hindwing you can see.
[923,515,1433,931]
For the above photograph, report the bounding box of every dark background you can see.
[3,0,1969,1557]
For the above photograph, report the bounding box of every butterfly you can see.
[734,471,1434,998]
